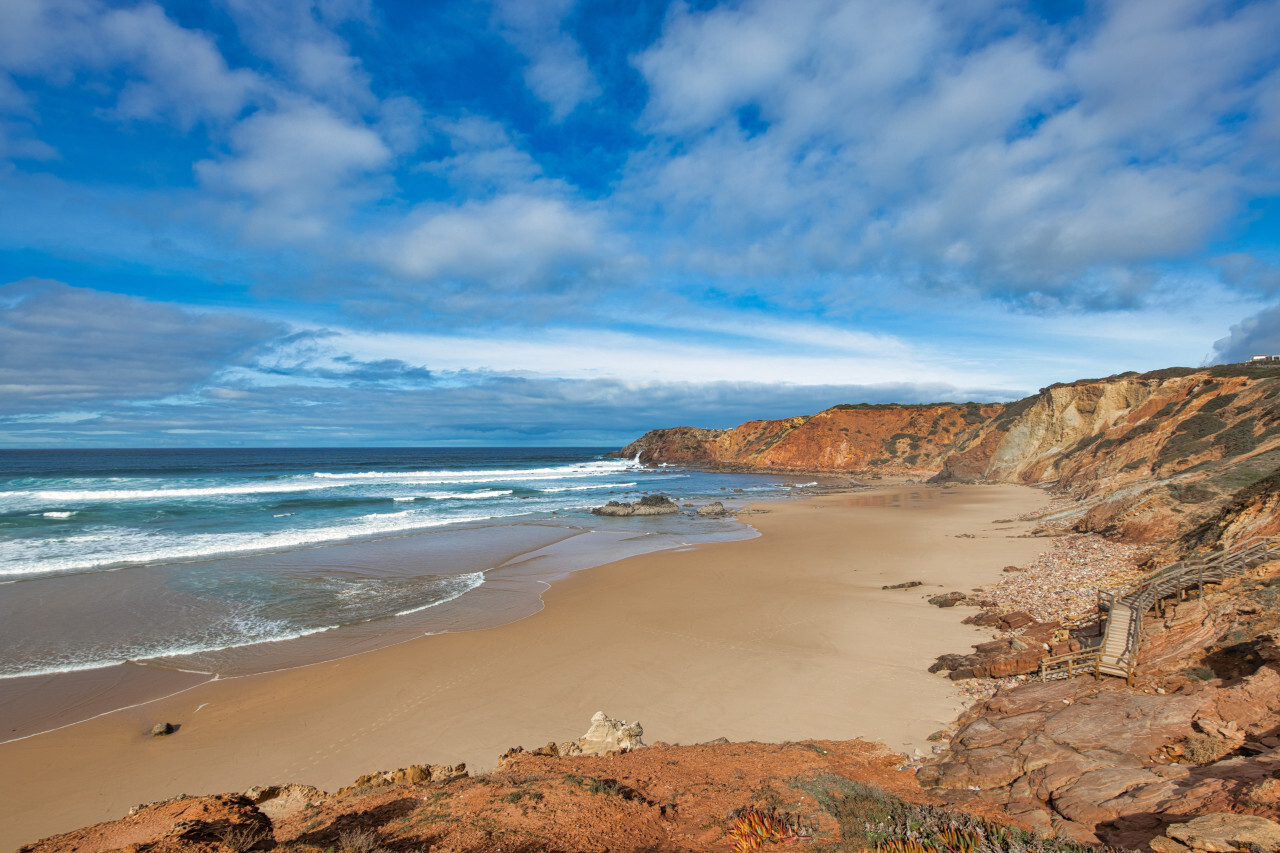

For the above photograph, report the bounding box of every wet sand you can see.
[0,484,1051,850]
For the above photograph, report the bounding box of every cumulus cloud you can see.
[628,0,1280,303]
[1212,304,1280,363]
[0,279,284,413]
[100,3,261,127]
[0,0,261,129]
[385,194,615,290]
[493,0,601,121]
[219,0,376,111]
[196,101,393,241]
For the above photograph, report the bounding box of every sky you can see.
[1,0,1280,447]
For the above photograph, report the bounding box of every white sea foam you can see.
[538,482,638,492]
[310,459,643,484]
[0,479,351,505]
[0,617,340,680]
[0,572,488,679]
[0,459,644,510]
[41,511,75,518]
[0,507,531,578]
[394,572,484,615]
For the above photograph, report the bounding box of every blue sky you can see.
[2,0,1280,447]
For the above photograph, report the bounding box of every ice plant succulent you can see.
[727,807,812,852]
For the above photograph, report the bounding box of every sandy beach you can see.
[0,483,1052,850]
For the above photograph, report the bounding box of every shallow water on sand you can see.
[0,447,824,683]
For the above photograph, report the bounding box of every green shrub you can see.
[1157,412,1228,466]
[788,773,1121,853]
[1139,367,1200,381]
[1200,393,1239,414]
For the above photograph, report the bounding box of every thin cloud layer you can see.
[0,279,282,412]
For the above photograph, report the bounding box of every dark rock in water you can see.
[591,494,679,517]
[883,580,923,590]
[151,722,175,737]
[695,501,727,516]
[928,591,968,607]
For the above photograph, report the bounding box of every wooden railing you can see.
[1040,535,1279,683]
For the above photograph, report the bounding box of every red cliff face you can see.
[622,365,1280,553]
[622,403,1000,475]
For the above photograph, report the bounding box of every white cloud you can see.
[417,114,544,189]
[322,322,993,390]
[386,193,613,287]
[219,0,376,111]
[493,0,601,121]
[628,0,1280,302]
[0,0,261,129]
[101,3,260,127]
[196,101,393,241]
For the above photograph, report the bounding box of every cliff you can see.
[22,737,1104,853]
[622,365,1280,556]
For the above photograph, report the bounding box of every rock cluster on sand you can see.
[335,763,467,796]
[695,501,727,516]
[591,494,679,517]
[560,711,645,756]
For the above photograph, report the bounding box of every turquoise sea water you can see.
[0,447,814,679]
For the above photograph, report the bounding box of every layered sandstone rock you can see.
[1165,813,1280,852]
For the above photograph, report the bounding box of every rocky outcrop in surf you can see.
[590,493,679,516]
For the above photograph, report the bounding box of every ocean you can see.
[0,447,816,683]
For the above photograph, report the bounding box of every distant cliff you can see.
[621,365,1280,555]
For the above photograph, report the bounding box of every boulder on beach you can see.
[695,501,727,516]
[591,494,679,517]
[559,711,645,756]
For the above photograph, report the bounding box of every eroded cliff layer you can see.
[621,365,1280,553]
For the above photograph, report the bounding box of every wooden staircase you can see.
[1097,602,1134,677]
[1039,535,1279,683]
